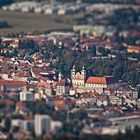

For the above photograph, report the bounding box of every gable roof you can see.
[86,76,122,85]
[86,77,107,84]
[57,79,69,86]
[128,46,140,52]
[0,80,26,86]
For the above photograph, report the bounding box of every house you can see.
[10,38,20,48]
[14,71,31,81]
[113,85,138,100]
[11,118,22,128]
[0,80,26,92]
[69,88,77,96]
[1,38,14,46]
[109,94,123,105]
[76,92,97,106]
[20,91,35,102]
[73,25,105,36]
[54,101,68,110]
[56,79,69,96]
[38,82,53,96]
[127,46,140,53]
[0,69,10,80]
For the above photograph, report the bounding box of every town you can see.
[0,0,140,140]
[0,25,140,139]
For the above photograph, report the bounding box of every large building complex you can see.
[71,65,124,93]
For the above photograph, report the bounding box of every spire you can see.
[81,65,86,81]
[73,64,76,69]
[71,64,76,79]
[71,64,76,72]
[82,65,85,71]
[58,72,62,81]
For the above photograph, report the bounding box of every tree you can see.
[3,117,11,132]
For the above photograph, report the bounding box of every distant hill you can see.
[81,0,138,4]
[0,0,139,7]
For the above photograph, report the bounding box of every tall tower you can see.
[81,66,86,81]
[58,72,62,81]
[71,65,76,80]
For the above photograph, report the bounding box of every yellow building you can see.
[10,39,20,48]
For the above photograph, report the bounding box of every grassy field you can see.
[0,9,79,36]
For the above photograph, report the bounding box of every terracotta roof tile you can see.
[128,46,140,52]
[38,82,51,87]
[86,76,122,85]
[86,77,107,84]
[0,80,26,86]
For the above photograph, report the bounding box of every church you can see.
[71,65,124,94]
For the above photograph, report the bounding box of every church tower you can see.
[58,72,62,81]
[81,66,86,82]
[71,65,76,80]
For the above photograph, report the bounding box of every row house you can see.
[76,92,109,107]
[0,80,26,93]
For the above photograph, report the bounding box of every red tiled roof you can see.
[128,46,140,52]
[0,80,26,86]
[80,37,101,43]
[57,79,69,86]
[52,82,57,88]
[86,76,122,85]
[38,82,51,87]
[0,69,10,74]
[86,77,107,84]
[15,71,30,77]
[55,101,68,110]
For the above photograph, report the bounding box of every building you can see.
[73,25,105,36]
[0,80,26,92]
[20,116,34,132]
[56,79,69,96]
[71,66,123,93]
[127,46,140,53]
[20,91,34,101]
[10,38,20,48]
[34,114,51,136]
[38,82,53,96]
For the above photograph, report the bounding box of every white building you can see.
[20,91,34,101]
[34,114,51,136]
[71,66,124,94]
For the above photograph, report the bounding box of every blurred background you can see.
[0,0,140,35]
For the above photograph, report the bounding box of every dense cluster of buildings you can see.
[2,0,140,15]
[0,28,140,139]
[2,0,85,15]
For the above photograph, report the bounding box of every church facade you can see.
[71,66,124,94]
